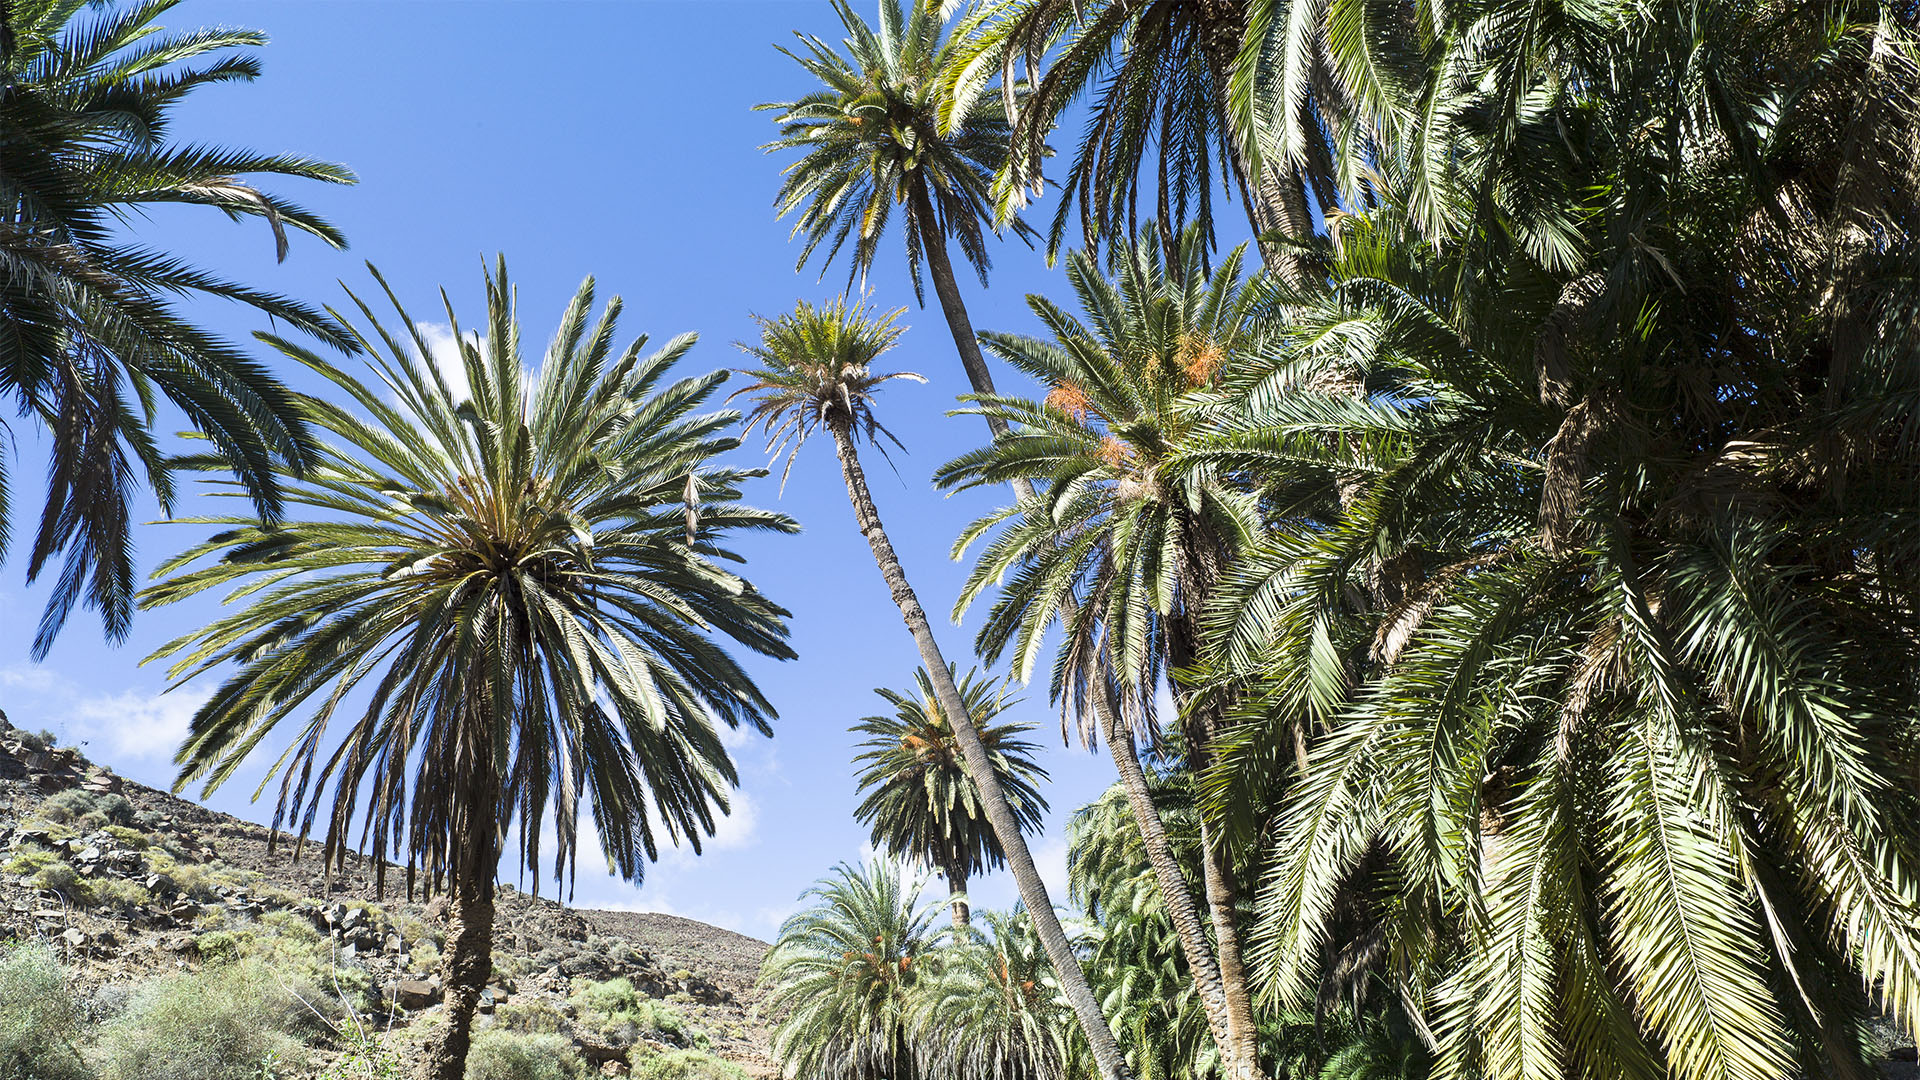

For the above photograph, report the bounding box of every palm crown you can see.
[732,297,923,478]
[0,0,354,654]
[143,261,797,894]
[760,0,1033,297]
[852,664,1051,887]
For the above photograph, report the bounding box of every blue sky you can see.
[0,0,1189,939]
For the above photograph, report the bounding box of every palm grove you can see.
[2,0,1918,1079]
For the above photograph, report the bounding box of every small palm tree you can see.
[911,907,1077,1080]
[0,0,354,654]
[760,0,1035,438]
[143,262,797,1080]
[853,664,1050,927]
[760,860,945,1080]
[733,297,1132,1080]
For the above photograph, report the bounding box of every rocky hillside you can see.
[0,713,779,1078]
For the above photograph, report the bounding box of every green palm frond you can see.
[0,0,354,654]
[142,259,797,896]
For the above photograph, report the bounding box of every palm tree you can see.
[761,860,945,1080]
[141,261,797,1080]
[733,297,1133,1080]
[1201,7,1920,1065]
[911,907,1077,1080]
[853,664,1051,927]
[0,0,354,655]
[955,0,1329,284]
[939,226,1272,1080]
[760,0,1036,438]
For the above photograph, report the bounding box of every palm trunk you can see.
[1095,686,1239,1060]
[826,418,1132,1080]
[910,181,1014,442]
[414,773,501,1080]
[1204,29,1315,293]
[942,857,972,929]
[1168,527,1267,1080]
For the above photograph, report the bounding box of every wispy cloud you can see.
[0,664,205,765]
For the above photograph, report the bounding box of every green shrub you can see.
[463,1030,586,1080]
[629,1050,749,1080]
[92,960,320,1080]
[88,878,151,915]
[3,847,58,878]
[494,998,568,1035]
[0,943,91,1080]
[315,1036,404,1080]
[29,861,89,900]
[567,978,707,1050]
[36,790,132,830]
[103,826,149,850]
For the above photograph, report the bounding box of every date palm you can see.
[142,261,797,1080]
[954,0,1328,285]
[761,860,945,1080]
[853,664,1051,927]
[0,0,354,655]
[912,907,1077,1080]
[1204,8,1920,1064]
[939,225,1272,1080]
[733,297,1132,1080]
[760,0,1036,440]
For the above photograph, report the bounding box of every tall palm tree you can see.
[760,0,1036,439]
[911,907,1078,1080]
[939,226,1272,1080]
[0,0,354,655]
[141,262,797,1080]
[761,860,946,1080]
[853,664,1051,927]
[733,297,1133,1080]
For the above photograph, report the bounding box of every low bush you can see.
[629,1049,749,1080]
[102,826,148,850]
[0,943,91,1080]
[91,959,321,1080]
[89,879,151,916]
[3,846,58,878]
[36,790,132,831]
[494,998,569,1035]
[568,978,707,1050]
[464,1030,587,1080]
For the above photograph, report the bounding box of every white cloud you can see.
[1030,836,1071,898]
[410,321,479,405]
[0,664,204,765]
[69,687,210,761]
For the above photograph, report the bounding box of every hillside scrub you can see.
[92,960,324,1080]
[464,1030,588,1080]
[0,943,90,1080]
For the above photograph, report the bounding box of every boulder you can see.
[385,978,439,1010]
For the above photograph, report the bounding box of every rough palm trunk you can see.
[1203,23,1316,293]
[1168,524,1267,1080]
[825,418,1133,1080]
[910,181,1014,442]
[941,856,972,929]
[1094,684,1239,1059]
[415,771,501,1080]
